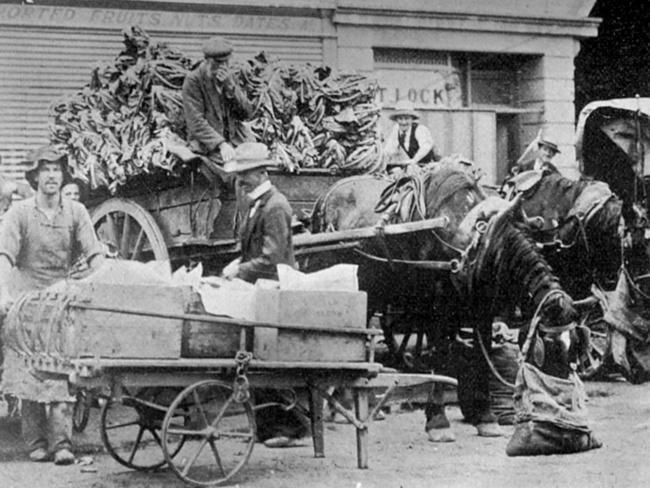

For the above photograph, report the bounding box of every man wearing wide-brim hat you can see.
[221,142,295,284]
[221,142,307,448]
[182,35,254,168]
[383,100,441,171]
[514,133,561,174]
[0,145,105,465]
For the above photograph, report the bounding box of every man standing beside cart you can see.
[0,146,105,464]
[221,142,308,447]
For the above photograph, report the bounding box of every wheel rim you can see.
[91,198,169,261]
[162,380,256,487]
[100,387,185,471]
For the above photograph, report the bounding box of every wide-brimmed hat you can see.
[223,142,277,173]
[537,138,560,154]
[202,36,233,60]
[24,145,69,190]
[389,100,419,121]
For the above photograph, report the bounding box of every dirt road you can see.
[0,380,648,488]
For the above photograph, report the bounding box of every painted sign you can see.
[376,69,463,109]
[0,4,322,36]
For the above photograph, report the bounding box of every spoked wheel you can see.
[91,198,169,261]
[161,380,256,487]
[73,390,92,433]
[100,387,185,471]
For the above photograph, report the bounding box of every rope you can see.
[475,288,574,391]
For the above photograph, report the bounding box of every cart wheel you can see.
[162,380,256,487]
[91,198,169,261]
[73,390,91,433]
[100,387,185,471]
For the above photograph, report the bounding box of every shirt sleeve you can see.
[73,204,104,262]
[0,205,23,266]
[414,125,434,152]
[383,125,400,155]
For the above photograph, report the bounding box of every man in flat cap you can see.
[182,35,254,168]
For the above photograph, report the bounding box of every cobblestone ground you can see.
[0,380,649,488]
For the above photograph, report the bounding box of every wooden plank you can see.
[354,389,370,469]
[309,387,325,458]
[65,283,196,359]
[275,330,367,362]
[293,216,449,247]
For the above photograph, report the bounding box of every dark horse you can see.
[307,162,581,439]
[502,169,624,299]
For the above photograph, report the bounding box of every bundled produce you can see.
[50,27,384,193]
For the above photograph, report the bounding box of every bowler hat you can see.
[389,100,419,121]
[223,142,277,173]
[538,138,560,154]
[202,36,233,60]
[24,145,69,190]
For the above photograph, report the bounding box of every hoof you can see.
[53,448,75,465]
[476,422,504,438]
[427,428,456,443]
[29,448,52,463]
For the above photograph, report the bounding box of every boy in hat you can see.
[0,146,104,464]
[221,142,307,447]
[182,35,254,165]
[383,100,441,172]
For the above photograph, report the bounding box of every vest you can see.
[398,123,435,164]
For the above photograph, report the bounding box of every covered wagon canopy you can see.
[576,98,650,176]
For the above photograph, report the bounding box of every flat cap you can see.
[202,36,233,60]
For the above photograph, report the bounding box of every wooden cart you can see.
[87,157,345,271]
[27,301,456,487]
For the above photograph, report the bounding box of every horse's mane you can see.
[467,205,576,326]
[422,166,479,217]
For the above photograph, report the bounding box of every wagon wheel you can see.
[91,198,169,261]
[72,389,92,433]
[380,307,432,371]
[161,380,256,487]
[100,387,186,471]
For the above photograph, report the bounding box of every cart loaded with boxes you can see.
[8,275,456,487]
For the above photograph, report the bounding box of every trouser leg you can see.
[48,402,73,452]
[254,390,309,442]
[21,400,48,451]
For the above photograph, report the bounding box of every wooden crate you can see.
[252,289,369,362]
[65,282,199,359]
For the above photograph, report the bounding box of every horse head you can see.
[461,194,582,378]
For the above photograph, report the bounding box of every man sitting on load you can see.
[182,35,254,179]
[221,142,307,448]
[383,100,441,174]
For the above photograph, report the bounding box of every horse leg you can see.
[424,382,455,442]
[464,322,503,437]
